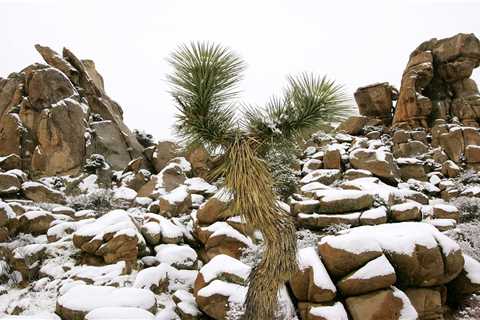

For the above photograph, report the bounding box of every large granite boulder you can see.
[393,33,480,128]
[0,44,146,176]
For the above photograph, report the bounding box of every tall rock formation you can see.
[0,45,145,177]
[392,33,480,128]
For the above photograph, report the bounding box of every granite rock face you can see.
[393,33,480,129]
[0,45,145,177]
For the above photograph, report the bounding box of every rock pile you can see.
[1,35,480,320]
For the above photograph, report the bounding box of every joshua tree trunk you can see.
[221,137,298,319]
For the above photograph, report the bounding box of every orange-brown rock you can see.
[354,82,397,125]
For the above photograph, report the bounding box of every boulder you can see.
[323,149,342,170]
[56,285,157,320]
[0,172,21,194]
[298,302,349,320]
[337,116,368,135]
[465,145,480,163]
[22,181,66,204]
[186,145,210,179]
[439,128,464,162]
[441,160,461,178]
[298,212,361,229]
[397,158,427,181]
[194,254,250,295]
[345,287,417,320]
[314,189,373,213]
[196,190,232,224]
[319,223,464,286]
[337,255,396,296]
[0,202,15,227]
[448,254,480,298]
[290,247,336,303]
[390,201,422,222]
[432,204,460,221]
[18,210,55,235]
[404,287,443,320]
[157,186,192,217]
[196,280,247,320]
[153,140,178,172]
[354,82,396,124]
[90,120,133,171]
[26,67,77,110]
[359,206,388,225]
[349,148,399,180]
[301,169,342,185]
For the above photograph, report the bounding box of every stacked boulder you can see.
[0,44,145,177]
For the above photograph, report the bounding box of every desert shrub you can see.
[265,146,299,200]
[296,229,321,249]
[134,129,156,148]
[66,189,118,213]
[84,154,108,173]
[452,197,480,223]
[445,221,480,260]
[453,294,480,320]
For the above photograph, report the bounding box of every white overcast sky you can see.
[1,0,479,140]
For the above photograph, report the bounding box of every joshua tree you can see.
[168,42,352,319]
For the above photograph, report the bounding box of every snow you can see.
[361,206,387,220]
[315,189,369,202]
[429,175,441,185]
[112,187,137,202]
[433,203,458,213]
[461,186,480,196]
[427,218,456,228]
[65,262,126,285]
[304,146,317,156]
[340,177,398,202]
[21,210,51,220]
[171,157,192,172]
[202,222,254,247]
[300,182,330,193]
[396,158,423,165]
[0,201,16,219]
[200,254,250,283]
[185,177,217,194]
[78,175,99,193]
[134,197,152,206]
[298,247,336,291]
[74,210,138,240]
[212,188,234,203]
[1,313,61,320]
[85,307,155,320]
[133,263,171,289]
[349,255,394,280]
[57,285,156,313]
[320,232,382,255]
[300,169,341,184]
[161,185,189,204]
[21,181,45,189]
[197,280,247,304]
[320,222,460,256]
[309,302,348,320]
[391,286,418,320]
[463,254,480,284]
[154,244,197,268]
[391,201,421,212]
[47,219,95,240]
[177,300,200,316]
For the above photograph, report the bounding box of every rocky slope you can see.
[0,34,480,320]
